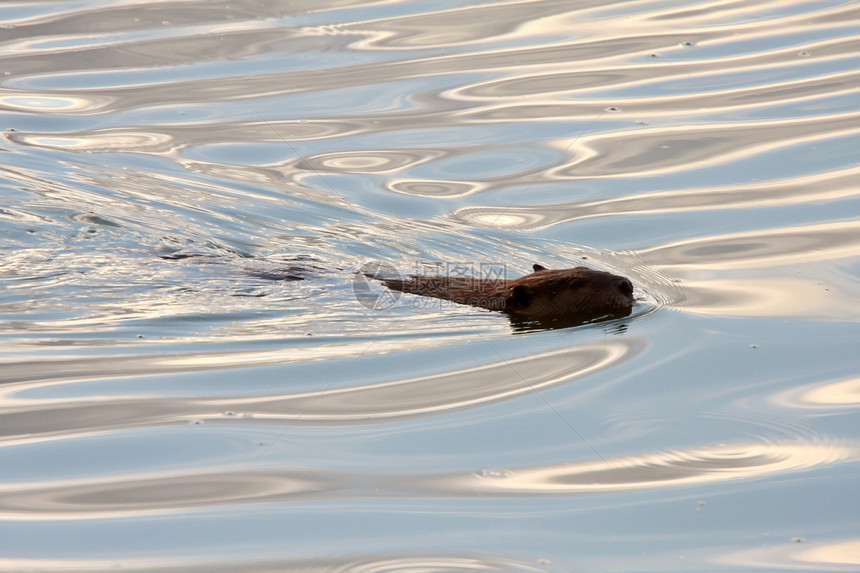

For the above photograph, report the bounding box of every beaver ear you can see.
[511,284,532,307]
[533,264,547,272]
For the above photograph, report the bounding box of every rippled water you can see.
[1,1,859,571]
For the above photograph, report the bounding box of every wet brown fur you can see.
[382,264,634,322]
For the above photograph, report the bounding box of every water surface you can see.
[1,1,858,571]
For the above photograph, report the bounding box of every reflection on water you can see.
[450,441,857,494]
[2,439,852,517]
[635,220,860,318]
[772,377,860,410]
[451,169,860,231]
[1,0,858,570]
[719,538,860,571]
[0,93,112,113]
[641,221,860,269]
[1,339,643,436]
[0,555,552,573]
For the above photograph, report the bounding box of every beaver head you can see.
[503,264,634,322]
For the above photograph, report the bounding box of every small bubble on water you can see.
[477,468,512,479]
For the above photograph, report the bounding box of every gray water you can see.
[1,1,859,571]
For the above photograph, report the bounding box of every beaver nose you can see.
[615,276,634,300]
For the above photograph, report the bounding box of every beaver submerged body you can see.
[380,264,634,326]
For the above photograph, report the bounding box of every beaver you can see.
[161,252,634,329]
[379,264,634,326]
